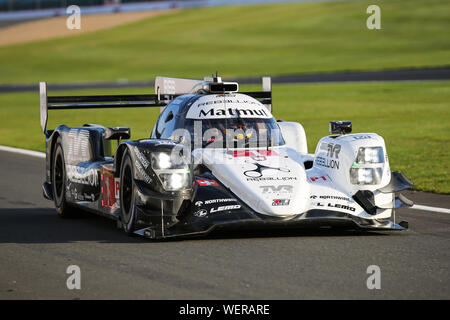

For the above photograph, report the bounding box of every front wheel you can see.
[119,151,136,234]
[52,138,76,218]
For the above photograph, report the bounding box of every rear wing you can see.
[40,82,170,134]
[40,76,272,134]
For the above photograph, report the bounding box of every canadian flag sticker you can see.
[196,179,219,187]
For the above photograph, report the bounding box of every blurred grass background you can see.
[0,0,449,83]
[0,0,449,193]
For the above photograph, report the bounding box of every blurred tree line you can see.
[0,0,171,11]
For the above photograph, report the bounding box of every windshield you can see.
[182,117,285,149]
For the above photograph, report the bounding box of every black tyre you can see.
[52,138,75,218]
[119,151,136,234]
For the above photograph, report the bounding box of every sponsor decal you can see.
[195,198,236,206]
[83,193,95,201]
[66,164,98,187]
[198,107,269,119]
[193,204,241,217]
[134,159,152,184]
[322,143,341,158]
[114,178,120,200]
[353,135,373,140]
[247,176,297,182]
[244,162,290,178]
[310,195,351,202]
[134,147,149,169]
[272,199,290,206]
[232,150,278,158]
[315,156,339,170]
[328,203,355,212]
[186,95,272,119]
[210,204,241,213]
[312,202,356,212]
[196,179,219,187]
[193,209,208,217]
[251,155,267,162]
[309,175,332,183]
[145,139,177,145]
[316,143,341,170]
[101,174,115,209]
[260,185,293,194]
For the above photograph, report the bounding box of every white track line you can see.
[0,145,45,158]
[1,145,449,214]
[410,204,450,214]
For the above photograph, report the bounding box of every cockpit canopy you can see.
[151,93,284,149]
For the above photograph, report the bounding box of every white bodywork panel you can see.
[192,132,393,220]
[178,90,395,220]
[194,147,309,217]
[278,121,308,154]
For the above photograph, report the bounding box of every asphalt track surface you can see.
[0,67,449,93]
[0,150,449,299]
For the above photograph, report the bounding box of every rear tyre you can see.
[119,151,136,234]
[52,138,76,218]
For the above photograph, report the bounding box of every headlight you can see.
[356,147,384,164]
[158,172,189,191]
[350,167,383,185]
[351,146,385,185]
[152,152,172,169]
[151,151,191,191]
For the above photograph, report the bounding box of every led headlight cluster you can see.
[350,147,384,185]
[355,147,384,164]
[158,173,187,191]
[151,152,190,191]
[152,152,172,170]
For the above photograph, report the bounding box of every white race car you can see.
[40,75,413,239]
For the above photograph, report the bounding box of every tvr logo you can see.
[321,143,341,159]
[260,185,293,193]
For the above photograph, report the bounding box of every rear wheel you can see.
[119,151,136,234]
[52,138,75,217]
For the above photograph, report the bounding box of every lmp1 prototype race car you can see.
[39,75,413,239]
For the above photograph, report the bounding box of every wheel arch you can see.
[49,131,61,184]
[114,143,130,177]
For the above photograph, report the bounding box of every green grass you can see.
[0,0,449,84]
[0,81,448,193]
[0,0,448,193]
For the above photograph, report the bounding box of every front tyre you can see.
[119,150,136,234]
